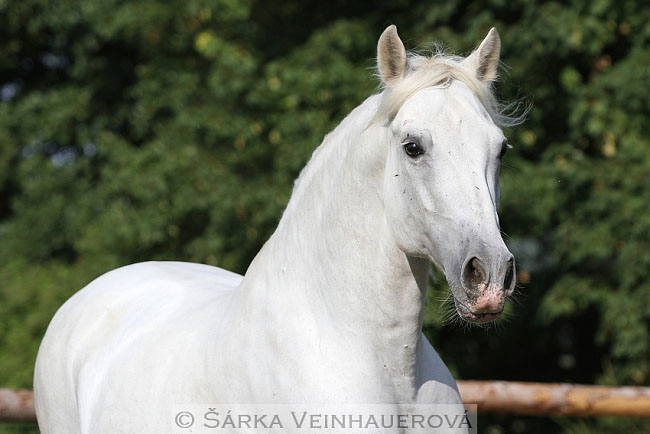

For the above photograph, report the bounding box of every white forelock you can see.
[372,49,526,128]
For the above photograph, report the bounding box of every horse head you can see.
[376,26,519,323]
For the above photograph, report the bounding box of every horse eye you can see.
[403,142,424,157]
[499,140,510,159]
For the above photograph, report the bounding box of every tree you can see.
[1,1,648,433]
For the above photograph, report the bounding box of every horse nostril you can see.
[503,258,515,290]
[463,257,486,289]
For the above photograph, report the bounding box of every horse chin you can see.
[452,297,503,324]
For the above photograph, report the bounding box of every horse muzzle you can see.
[453,254,516,323]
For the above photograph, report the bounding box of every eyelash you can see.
[499,140,510,159]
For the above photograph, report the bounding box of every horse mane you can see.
[371,47,526,128]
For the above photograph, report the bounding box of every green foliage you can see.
[1,1,649,433]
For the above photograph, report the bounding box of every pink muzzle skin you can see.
[471,282,506,314]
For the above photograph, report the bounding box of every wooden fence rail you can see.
[3,382,650,423]
[458,381,650,418]
[0,388,34,422]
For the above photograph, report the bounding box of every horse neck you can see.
[241,96,431,397]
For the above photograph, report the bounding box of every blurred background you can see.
[0,0,649,433]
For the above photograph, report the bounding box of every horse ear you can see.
[377,25,407,84]
[464,27,501,84]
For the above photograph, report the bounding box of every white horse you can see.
[34,26,519,433]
